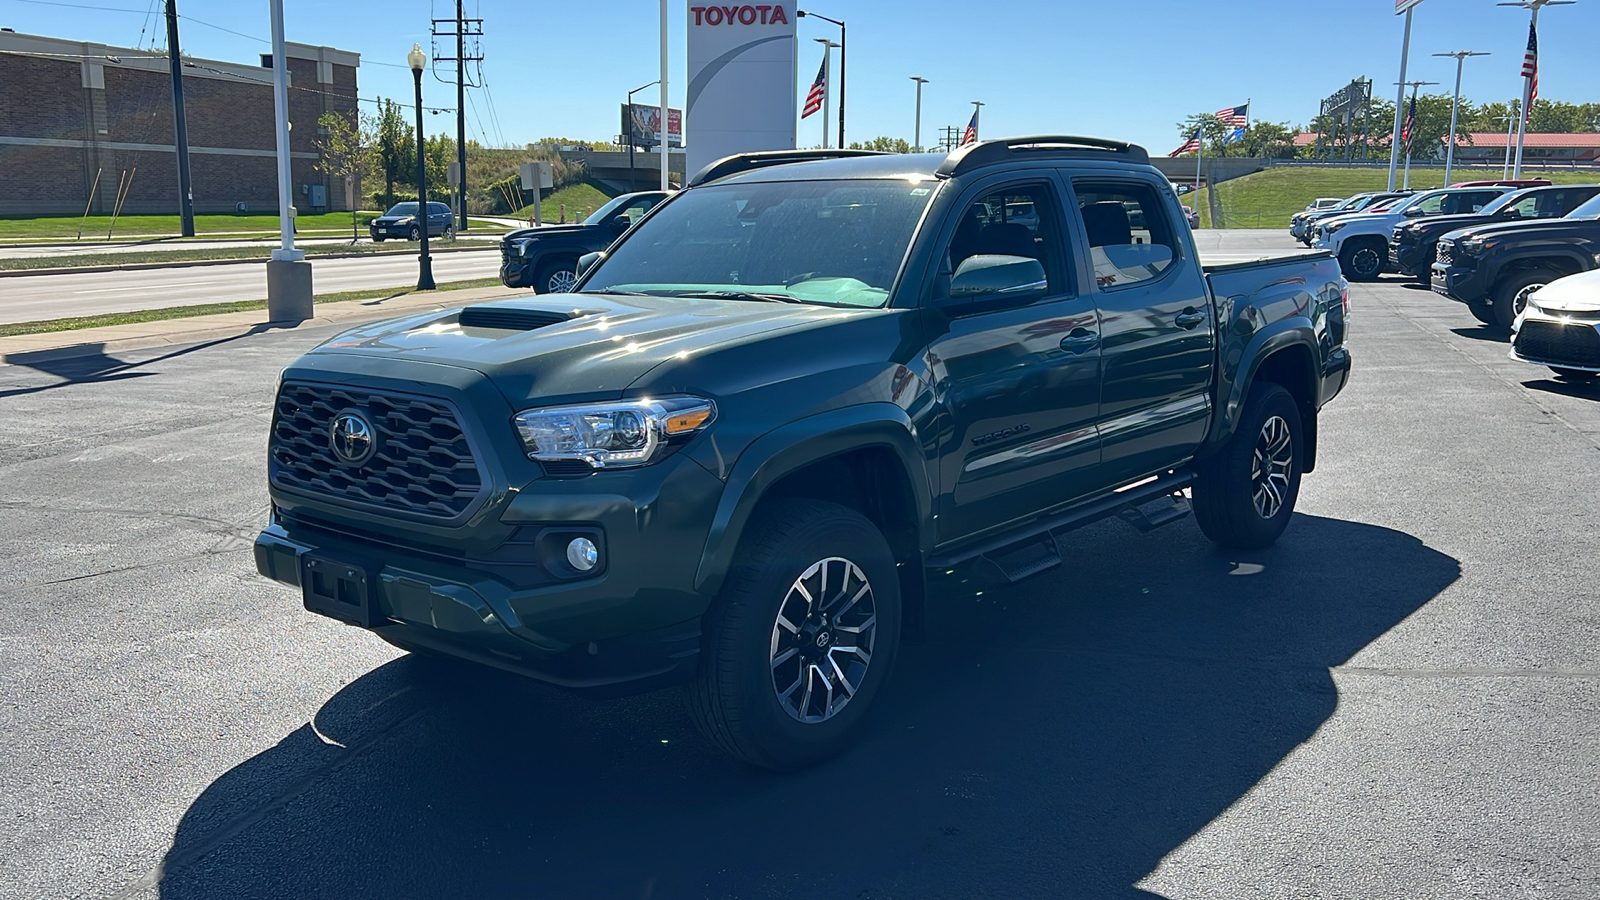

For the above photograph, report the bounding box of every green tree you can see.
[312,110,374,243]
[847,136,913,153]
[373,98,414,209]
[423,132,455,203]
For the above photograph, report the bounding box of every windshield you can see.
[580,178,939,308]
[1567,194,1600,220]
[584,194,638,225]
[385,203,419,216]
[1476,191,1526,216]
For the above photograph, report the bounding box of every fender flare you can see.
[1490,249,1591,281]
[1206,318,1322,458]
[693,403,933,596]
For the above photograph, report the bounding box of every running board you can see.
[980,531,1064,584]
[927,469,1196,572]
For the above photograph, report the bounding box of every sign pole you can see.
[1387,4,1416,192]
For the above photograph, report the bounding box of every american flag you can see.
[961,109,980,145]
[801,56,826,119]
[1169,136,1200,157]
[1401,95,1417,154]
[1215,104,1248,127]
[1522,20,1539,118]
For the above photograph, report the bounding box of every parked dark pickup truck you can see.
[1391,184,1600,280]
[498,191,670,293]
[256,137,1351,770]
[1432,191,1600,327]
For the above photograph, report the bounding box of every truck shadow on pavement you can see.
[0,325,288,399]
[153,513,1458,899]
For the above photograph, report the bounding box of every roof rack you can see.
[936,136,1150,178]
[687,149,887,187]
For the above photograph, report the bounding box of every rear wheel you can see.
[1492,269,1555,328]
[1191,383,1303,550]
[443,224,455,241]
[1339,238,1385,282]
[686,498,901,771]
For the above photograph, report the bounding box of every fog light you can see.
[566,537,599,572]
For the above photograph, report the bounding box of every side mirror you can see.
[607,215,633,232]
[1403,207,1424,217]
[943,255,1047,310]
[577,251,605,278]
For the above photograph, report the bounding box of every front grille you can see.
[1436,242,1454,266]
[270,382,486,521]
[1515,321,1600,368]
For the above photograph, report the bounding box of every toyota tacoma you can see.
[255,137,1351,770]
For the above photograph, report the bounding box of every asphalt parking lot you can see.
[1,239,1597,899]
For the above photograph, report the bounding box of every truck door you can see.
[1070,178,1215,485]
[922,177,1103,543]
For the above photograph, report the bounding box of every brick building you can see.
[0,30,359,216]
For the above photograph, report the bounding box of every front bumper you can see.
[1510,313,1600,372]
[370,222,416,239]
[1430,261,1489,303]
[1389,240,1431,276]
[499,253,533,287]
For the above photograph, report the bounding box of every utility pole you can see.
[1434,51,1489,186]
[431,3,482,231]
[164,0,195,236]
[910,76,928,152]
[1498,0,1576,180]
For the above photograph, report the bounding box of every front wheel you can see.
[535,260,579,294]
[1339,239,1385,282]
[686,498,901,771]
[1492,270,1553,328]
[407,225,421,242]
[1191,383,1303,550]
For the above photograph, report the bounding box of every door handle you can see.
[1175,308,1207,329]
[1060,329,1100,354]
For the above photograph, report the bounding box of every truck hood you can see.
[501,224,594,242]
[1409,211,1506,236]
[1444,216,1595,242]
[306,293,862,404]
[1528,269,1600,312]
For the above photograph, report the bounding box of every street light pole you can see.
[626,79,659,193]
[1498,0,1576,180]
[799,10,846,147]
[409,44,436,291]
[910,76,928,152]
[1434,51,1489,186]
[659,0,669,191]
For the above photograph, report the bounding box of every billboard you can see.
[1396,0,1424,13]
[622,104,683,149]
[685,3,798,176]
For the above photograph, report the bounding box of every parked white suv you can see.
[1313,186,1512,280]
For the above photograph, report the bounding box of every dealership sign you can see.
[1396,0,1424,13]
[685,3,798,176]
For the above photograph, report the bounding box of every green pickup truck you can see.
[255,137,1351,770]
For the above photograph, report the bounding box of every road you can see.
[0,233,504,260]
[1,232,1597,899]
[0,249,501,325]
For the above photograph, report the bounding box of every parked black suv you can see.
[1432,191,1600,326]
[499,191,670,293]
[1391,184,1600,281]
[257,138,1350,769]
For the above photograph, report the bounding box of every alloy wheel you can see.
[547,269,578,293]
[769,556,877,724]
[1352,247,1382,278]
[1251,415,1294,519]
[1512,283,1545,320]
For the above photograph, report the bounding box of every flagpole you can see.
[1387,6,1414,192]
[1514,5,1539,179]
[1195,126,1203,209]
[814,38,833,149]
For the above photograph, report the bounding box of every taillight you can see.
[1341,280,1351,316]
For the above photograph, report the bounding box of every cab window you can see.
[1072,180,1178,289]
[946,183,1067,294]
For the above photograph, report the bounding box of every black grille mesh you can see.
[270,383,485,519]
[1515,321,1600,369]
[1436,242,1454,266]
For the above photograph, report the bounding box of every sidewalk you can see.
[0,283,529,368]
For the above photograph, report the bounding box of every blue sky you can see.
[4,0,1598,152]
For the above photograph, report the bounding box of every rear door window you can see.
[1071,181,1178,289]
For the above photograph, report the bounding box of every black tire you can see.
[1466,298,1498,326]
[1339,238,1385,282]
[686,498,902,771]
[534,259,579,294]
[1492,269,1554,329]
[443,225,455,241]
[1551,367,1598,382]
[372,236,385,243]
[1191,383,1303,550]
[407,225,421,241]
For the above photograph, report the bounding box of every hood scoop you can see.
[458,306,579,332]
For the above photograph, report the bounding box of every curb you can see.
[0,243,498,279]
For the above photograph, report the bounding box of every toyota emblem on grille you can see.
[328,411,375,465]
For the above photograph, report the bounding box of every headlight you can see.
[1459,238,1485,255]
[512,397,716,469]
[1326,222,1348,234]
[513,237,538,256]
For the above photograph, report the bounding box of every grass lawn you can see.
[0,212,511,242]
[512,183,615,224]
[1206,166,1600,229]
[0,277,502,337]
[0,241,492,273]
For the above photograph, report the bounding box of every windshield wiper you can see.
[678,290,804,304]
